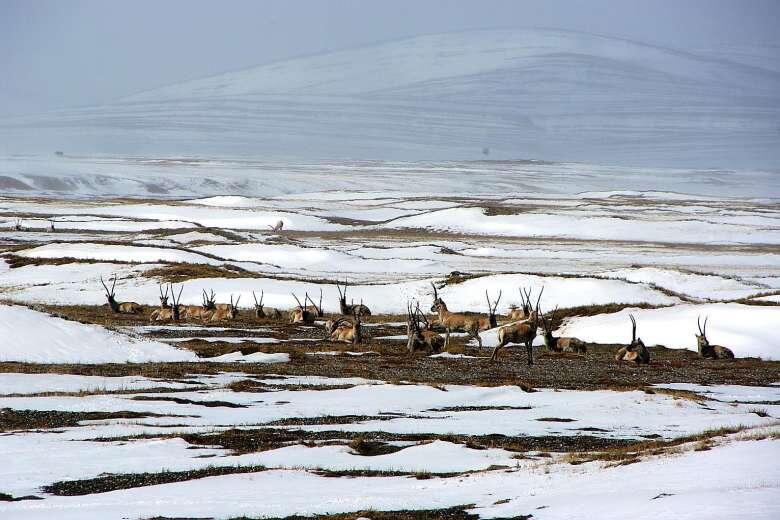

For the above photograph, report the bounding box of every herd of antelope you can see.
[100,275,737,363]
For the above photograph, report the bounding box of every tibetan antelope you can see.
[696,316,735,360]
[335,279,371,317]
[540,307,587,354]
[268,220,284,232]
[290,293,317,324]
[252,290,283,319]
[148,284,171,322]
[327,313,363,345]
[430,282,483,349]
[48,219,55,232]
[150,284,184,322]
[306,289,324,318]
[490,287,544,364]
[13,219,22,231]
[480,290,502,330]
[181,289,216,320]
[100,275,143,314]
[614,314,650,364]
[407,301,444,354]
[205,294,240,322]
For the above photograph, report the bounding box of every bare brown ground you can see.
[2,304,778,390]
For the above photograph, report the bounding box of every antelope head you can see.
[696,315,710,350]
[203,289,216,310]
[229,295,241,319]
[100,275,118,310]
[169,283,184,320]
[158,284,170,308]
[629,314,645,350]
[253,290,264,317]
[429,282,446,313]
[486,289,502,327]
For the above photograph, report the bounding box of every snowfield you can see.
[557,303,780,359]
[0,304,198,363]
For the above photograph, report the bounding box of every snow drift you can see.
[0,304,198,363]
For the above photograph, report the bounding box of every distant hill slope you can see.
[1,29,779,167]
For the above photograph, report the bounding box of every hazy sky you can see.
[2,0,778,115]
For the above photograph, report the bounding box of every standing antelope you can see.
[335,279,371,317]
[150,284,184,322]
[252,290,283,319]
[407,302,444,354]
[13,219,22,231]
[490,287,544,364]
[49,219,56,232]
[540,307,587,354]
[430,282,483,349]
[696,316,735,360]
[290,293,317,324]
[614,314,650,364]
[327,312,363,345]
[148,284,170,322]
[100,275,143,314]
[181,289,216,320]
[205,294,240,322]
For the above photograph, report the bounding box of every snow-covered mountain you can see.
[1,29,779,167]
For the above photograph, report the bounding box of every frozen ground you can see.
[0,156,778,518]
[0,371,777,519]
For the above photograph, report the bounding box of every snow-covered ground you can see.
[557,303,780,359]
[0,304,197,363]
[0,371,777,519]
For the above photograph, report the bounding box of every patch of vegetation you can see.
[143,263,250,283]
[43,465,268,496]
[349,436,406,456]
[220,505,482,520]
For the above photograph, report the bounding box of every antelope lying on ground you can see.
[490,287,544,364]
[252,290,283,319]
[430,282,483,349]
[150,284,183,322]
[327,313,363,345]
[204,295,240,322]
[148,284,170,323]
[540,307,587,354]
[696,316,735,359]
[100,275,143,314]
[477,290,502,330]
[407,301,444,354]
[181,289,216,320]
[614,314,650,364]
[290,293,317,324]
[335,279,371,317]
[306,289,324,318]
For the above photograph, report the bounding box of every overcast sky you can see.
[1,0,778,115]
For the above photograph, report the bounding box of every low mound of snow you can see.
[557,303,780,359]
[16,243,220,265]
[0,305,198,363]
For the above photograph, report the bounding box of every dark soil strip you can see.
[161,505,485,520]
[43,465,268,496]
[131,396,247,408]
[0,409,180,432]
[0,492,43,502]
